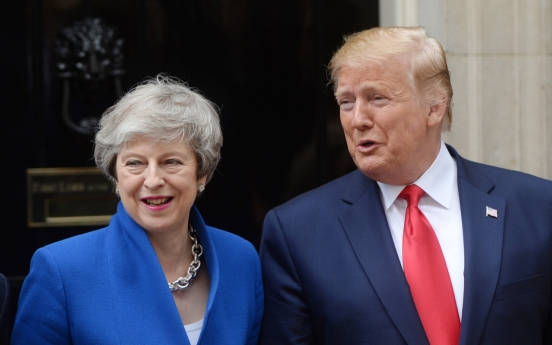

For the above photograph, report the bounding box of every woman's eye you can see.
[126,160,141,167]
[165,159,181,165]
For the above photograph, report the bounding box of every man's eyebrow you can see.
[334,85,356,98]
[357,81,386,92]
[336,83,385,97]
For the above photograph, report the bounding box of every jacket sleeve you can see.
[11,247,72,344]
[247,248,264,345]
[258,209,314,345]
[545,294,552,344]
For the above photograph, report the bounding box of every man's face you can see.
[335,59,441,185]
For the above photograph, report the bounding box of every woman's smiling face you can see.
[115,137,206,234]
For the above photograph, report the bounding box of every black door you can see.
[0,0,378,340]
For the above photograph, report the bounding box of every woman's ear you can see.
[197,175,208,194]
[198,175,207,186]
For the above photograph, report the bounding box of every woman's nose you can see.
[143,165,165,188]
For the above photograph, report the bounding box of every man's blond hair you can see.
[329,26,453,131]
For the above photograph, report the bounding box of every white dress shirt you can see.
[377,141,464,319]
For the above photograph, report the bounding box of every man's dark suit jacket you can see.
[259,145,552,344]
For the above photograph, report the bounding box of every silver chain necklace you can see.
[168,224,203,292]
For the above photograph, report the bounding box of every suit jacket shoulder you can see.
[272,169,369,220]
[458,153,552,191]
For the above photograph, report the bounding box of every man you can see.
[259,26,552,344]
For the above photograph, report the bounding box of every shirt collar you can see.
[377,141,456,210]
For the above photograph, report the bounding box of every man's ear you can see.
[427,99,446,128]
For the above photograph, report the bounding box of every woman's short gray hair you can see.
[94,74,222,183]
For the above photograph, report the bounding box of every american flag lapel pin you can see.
[486,206,498,218]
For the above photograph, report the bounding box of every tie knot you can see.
[399,184,425,206]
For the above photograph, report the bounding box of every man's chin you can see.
[355,160,386,181]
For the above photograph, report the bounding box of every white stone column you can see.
[379,0,552,179]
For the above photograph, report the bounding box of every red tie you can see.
[400,185,460,345]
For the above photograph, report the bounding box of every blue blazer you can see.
[12,203,263,345]
[259,145,552,344]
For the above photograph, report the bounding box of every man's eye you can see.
[339,100,354,111]
[373,94,391,102]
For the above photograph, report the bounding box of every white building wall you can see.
[380,0,552,179]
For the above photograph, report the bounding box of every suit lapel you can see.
[338,171,429,345]
[449,147,505,345]
[190,206,220,344]
[105,203,190,344]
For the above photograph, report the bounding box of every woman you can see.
[12,75,263,344]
